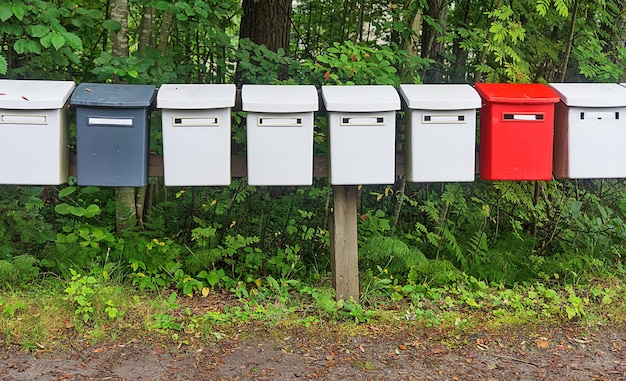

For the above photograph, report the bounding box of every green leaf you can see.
[54,203,71,215]
[102,20,122,32]
[81,186,101,194]
[30,25,50,38]
[0,3,12,22]
[12,3,26,21]
[40,33,52,48]
[62,32,82,50]
[0,55,6,75]
[51,33,65,50]
[155,1,171,10]
[85,204,101,217]
[58,186,77,198]
[13,39,28,54]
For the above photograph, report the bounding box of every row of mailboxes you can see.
[2,79,626,187]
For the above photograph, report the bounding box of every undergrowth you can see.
[2,273,626,350]
[2,177,626,349]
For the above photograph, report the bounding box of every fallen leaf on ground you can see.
[535,338,550,348]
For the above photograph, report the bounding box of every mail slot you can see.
[322,85,400,185]
[551,83,626,178]
[503,113,544,121]
[399,84,481,182]
[474,83,560,180]
[0,79,75,185]
[258,117,303,126]
[0,114,48,124]
[340,116,386,126]
[157,84,235,186]
[422,114,465,123]
[87,117,134,126]
[242,85,318,186]
[172,117,219,126]
[71,83,156,186]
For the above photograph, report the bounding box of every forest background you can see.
[1,0,626,340]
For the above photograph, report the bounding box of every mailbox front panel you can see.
[0,108,68,185]
[554,103,626,178]
[162,108,231,186]
[76,106,150,186]
[479,102,555,180]
[329,110,396,185]
[405,109,476,182]
[246,112,314,186]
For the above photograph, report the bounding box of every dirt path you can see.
[1,324,625,380]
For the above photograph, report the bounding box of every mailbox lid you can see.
[157,84,236,109]
[0,80,75,109]
[399,84,481,110]
[549,83,626,107]
[474,83,560,104]
[321,85,400,112]
[71,83,156,108]
[242,85,318,113]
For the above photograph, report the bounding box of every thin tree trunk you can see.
[115,188,136,233]
[421,0,448,83]
[158,10,174,52]
[557,0,580,83]
[138,5,156,52]
[109,0,136,234]
[109,0,128,58]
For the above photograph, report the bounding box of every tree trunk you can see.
[108,0,136,234]
[109,0,129,58]
[421,0,448,83]
[239,0,292,52]
[450,0,471,82]
[556,0,580,83]
[138,5,156,52]
[158,10,174,52]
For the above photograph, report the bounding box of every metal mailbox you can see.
[0,79,75,185]
[399,84,480,182]
[551,83,626,179]
[70,83,156,187]
[321,85,400,185]
[157,84,236,186]
[474,83,560,180]
[242,85,318,186]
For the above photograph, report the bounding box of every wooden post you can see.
[330,185,359,302]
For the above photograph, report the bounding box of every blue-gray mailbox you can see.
[71,83,156,186]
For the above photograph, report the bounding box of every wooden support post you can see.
[330,185,359,302]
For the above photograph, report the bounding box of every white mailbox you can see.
[399,84,480,182]
[242,85,318,186]
[157,84,236,186]
[321,85,400,185]
[0,79,75,185]
[550,83,626,178]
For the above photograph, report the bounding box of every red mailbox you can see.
[474,83,560,180]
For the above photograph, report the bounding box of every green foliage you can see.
[0,186,54,265]
[536,0,569,17]
[476,5,530,83]
[0,55,7,74]
[63,269,98,323]
[235,39,311,84]
[303,41,431,86]
[0,255,40,286]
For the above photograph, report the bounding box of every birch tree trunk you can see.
[109,0,136,234]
